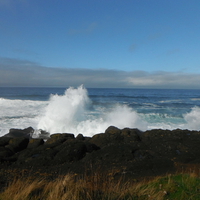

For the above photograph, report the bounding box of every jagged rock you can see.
[4,127,34,138]
[76,134,85,140]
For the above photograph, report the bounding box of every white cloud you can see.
[127,71,200,89]
[0,57,200,89]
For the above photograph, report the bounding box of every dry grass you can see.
[1,170,200,200]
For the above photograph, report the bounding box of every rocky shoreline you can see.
[1,126,200,185]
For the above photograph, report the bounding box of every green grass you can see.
[1,171,200,200]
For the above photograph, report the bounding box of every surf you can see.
[1,86,200,137]
[37,85,147,136]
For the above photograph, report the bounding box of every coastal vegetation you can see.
[1,171,200,200]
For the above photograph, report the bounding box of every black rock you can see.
[6,137,29,153]
[53,140,87,164]
[0,137,11,146]
[2,126,200,181]
[44,133,75,148]
[27,139,44,148]
[76,134,85,140]
[90,126,142,148]
[4,127,34,138]
[0,147,14,159]
[105,126,121,135]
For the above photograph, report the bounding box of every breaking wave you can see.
[184,106,200,130]
[0,98,45,136]
[1,86,200,137]
[37,85,147,136]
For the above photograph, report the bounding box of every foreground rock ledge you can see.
[1,126,200,182]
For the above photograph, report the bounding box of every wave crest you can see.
[37,86,146,136]
[184,106,200,130]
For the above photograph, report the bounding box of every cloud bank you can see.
[0,57,200,89]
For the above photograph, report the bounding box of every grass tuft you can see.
[1,171,200,200]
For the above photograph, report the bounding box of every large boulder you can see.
[90,126,142,148]
[27,138,44,149]
[6,137,29,153]
[53,140,87,164]
[0,147,14,160]
[0,137,11,146]
[40,133,75,149]
[14,134,98,168]
[2,126,200,180]
[3,127,34,138]
[105,126,121,135]
[141,129,200,163]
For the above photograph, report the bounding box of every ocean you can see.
[0,86,200,137]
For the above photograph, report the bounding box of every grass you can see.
[1,171,200,200]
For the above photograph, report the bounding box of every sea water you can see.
[0,86,200,137]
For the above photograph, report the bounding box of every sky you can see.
[0,0,200,88]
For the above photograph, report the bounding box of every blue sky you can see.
[0,0,200,88]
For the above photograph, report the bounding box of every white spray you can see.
[37,85,147,136]
[184,106,200,130]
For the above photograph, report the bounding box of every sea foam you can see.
[37,85,147,136]
[0,98,45,136]
[1,87,200,137]
[184,106,200,130]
